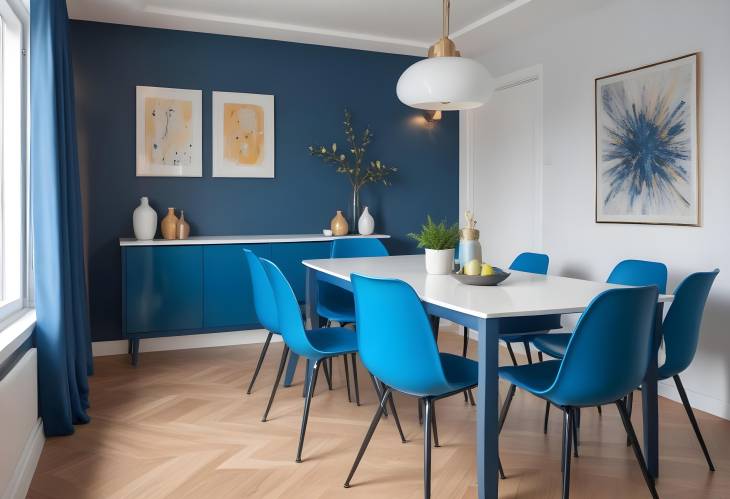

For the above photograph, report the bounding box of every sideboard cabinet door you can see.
[125,246,203,334]
[270,242,331,302]
[203,244,270,329]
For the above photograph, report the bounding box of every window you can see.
[0,0,28,324]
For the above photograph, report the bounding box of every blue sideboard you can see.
[120,234,389,365]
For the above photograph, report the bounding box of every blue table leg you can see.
[643,302,663,478]
[477,318,499,499]
[284,267,321,387]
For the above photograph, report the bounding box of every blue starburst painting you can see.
[596,54,698,225]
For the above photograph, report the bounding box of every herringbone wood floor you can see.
[28,330,730,498]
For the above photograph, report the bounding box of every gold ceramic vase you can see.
[176,210,190,240]
[330,210,349,236]
[161,208,179,240]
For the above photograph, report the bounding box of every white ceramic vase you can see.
[133,196,157,240]
[358,206,375,235]
[424,248,455,275]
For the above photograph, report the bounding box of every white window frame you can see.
[0,0,30,328]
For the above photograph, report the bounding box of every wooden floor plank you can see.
[28,330,730,498]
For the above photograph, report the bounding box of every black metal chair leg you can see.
[597,405,602,415]
[262,346,289,422]
[499,385,517,433]
[418,398,423,425]
[571,408,579,457]
[295,360,321,463]
[344,388,390,488]
[462,326,469,356]
[523,340,533,364]
[343,356,352,403]
[322,356,333,390]
[247,331,273,395]
[543,400,551,434]
[616,399,660,499]
[423,398,433,499]
[431,401,440,447]
[625,390,634,446]
[369,374,388,417]
[350,353,360,406]
[675,374,716,471]
[382,383,407,443]
[538,351,544,362]
[561,408,573,499]
[506,343,518,366]
[467,389,476,406]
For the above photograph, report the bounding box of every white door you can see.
[464,71,542,269]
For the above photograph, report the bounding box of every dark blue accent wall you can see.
[70,21,459,342]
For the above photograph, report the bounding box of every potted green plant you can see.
[308,109,397,230]
[408,216,459,274]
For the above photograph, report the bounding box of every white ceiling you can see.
[66,0,610,56]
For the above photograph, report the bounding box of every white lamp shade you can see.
[396,56,494,111]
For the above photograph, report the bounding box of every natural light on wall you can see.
[0,0,26,322]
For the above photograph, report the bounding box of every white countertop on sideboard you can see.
[119,233,390,247]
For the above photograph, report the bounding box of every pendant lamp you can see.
[397,0,494,110]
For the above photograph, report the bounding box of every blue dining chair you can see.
[497,252,550,365]
[318,237,389,405]
[344,274,485,499]
[242,250,281,408]
[260,257,406,463]
[533,259,668,432]
[498,286,660,499]
[656,269,719,470]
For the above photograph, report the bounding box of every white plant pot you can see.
[133,196,158,240]
[424,248,455,275]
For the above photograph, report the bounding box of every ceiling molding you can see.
[143,5,430,53]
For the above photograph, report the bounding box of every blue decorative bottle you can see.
[458,211,482,270]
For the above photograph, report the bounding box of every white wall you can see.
[466,0,730,418]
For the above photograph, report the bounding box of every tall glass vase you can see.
[351,187,361,233]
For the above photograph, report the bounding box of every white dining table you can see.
[287,254,672,499]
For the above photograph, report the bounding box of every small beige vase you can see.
[330,210,349,236]
[161,208,179,240]
[176,210,190,240]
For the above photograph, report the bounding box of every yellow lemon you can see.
[481,264,495,276]
[464,259,482,276]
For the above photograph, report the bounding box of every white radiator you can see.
[0,348,44,499]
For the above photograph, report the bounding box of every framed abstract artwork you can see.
[595,53,699,226]
[212,91,275,178]
[135,86,202,177]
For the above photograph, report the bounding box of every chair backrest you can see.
[243,249,278,332]
[259,258,318,359]
[351,274,449,397]
[331,238,389,258]
[660,270,719,378]
[547,286,658,407]
[607,259,668,293]
[509,252,549,274]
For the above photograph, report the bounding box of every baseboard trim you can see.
[457,328,730,421]
[92,329,280,357]
[658,379,730,421]
[2,418,44,499]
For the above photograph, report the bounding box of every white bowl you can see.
[322,229,333,236]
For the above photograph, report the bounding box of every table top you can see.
[303,254,673,320]
[119,233,389,247]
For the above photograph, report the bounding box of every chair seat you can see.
[532,333,571,359]
[502,333,547,344]
[316,302,356,324]
[305,327,358,357]
[499,360,561,394]
[441,353,479,394]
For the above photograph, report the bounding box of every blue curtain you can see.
[31,0,93,436]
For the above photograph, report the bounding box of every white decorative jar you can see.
[133,196,157,240]
[424,248,455,275]
[358,206,375,235]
